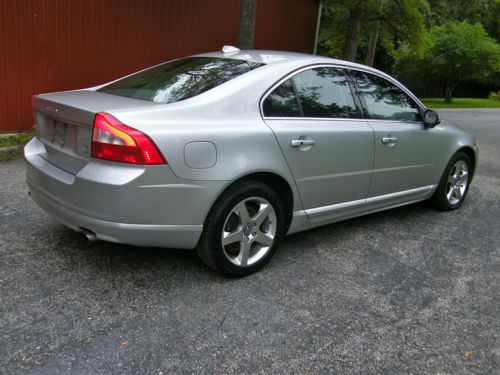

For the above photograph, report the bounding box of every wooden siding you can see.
[0,0,318,132]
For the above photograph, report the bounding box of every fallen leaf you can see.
[180,316,188,323]
[121,339,129,347]
[463,351,471,358]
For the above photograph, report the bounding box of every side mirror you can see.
[423,109,440,128]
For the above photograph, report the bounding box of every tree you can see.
[395,22,500,102]
[238,0,257,49]
[319,0,427,66]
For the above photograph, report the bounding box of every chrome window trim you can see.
[259,63,427,121]
[263,116,423,125]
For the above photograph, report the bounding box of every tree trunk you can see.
[444,81,453,103]
[365,0,383,67]
[342,1,364,61]
[238,0,257,50]
[365,25,379,66]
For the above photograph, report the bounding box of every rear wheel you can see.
[431,152,472,210]
[197,181,285,277]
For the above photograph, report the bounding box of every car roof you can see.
[194,48,387,77]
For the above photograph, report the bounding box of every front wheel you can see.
[431,152,472,210]
[196,181,286,277]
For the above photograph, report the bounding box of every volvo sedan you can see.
[25,47,478,276]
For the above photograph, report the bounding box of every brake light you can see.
[91,113,166,165]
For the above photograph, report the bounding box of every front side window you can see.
[99,57,263,104]
[349,70,421,121]
[293,67,360,118]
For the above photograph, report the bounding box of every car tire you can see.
[196,180,286,277]
[431,152,472,211]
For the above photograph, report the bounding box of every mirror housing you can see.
[423,109,440,128]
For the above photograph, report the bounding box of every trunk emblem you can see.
[46,106,59,113]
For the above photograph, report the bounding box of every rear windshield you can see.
[98,57,264,104]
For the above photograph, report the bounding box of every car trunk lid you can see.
[33,90,157,174]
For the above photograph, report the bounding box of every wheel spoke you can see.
[446,186,454,200]
[460,172,468,185]
[234,201,250,223]
[255,232,274,247]
[237,242,252,267]
[222,229,243,246]
[455,187,463,200]
[252,204,272,225]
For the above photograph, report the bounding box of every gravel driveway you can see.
[0,109,498,374]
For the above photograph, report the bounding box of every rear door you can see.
[263,66,374,218]
[349,70,440,200]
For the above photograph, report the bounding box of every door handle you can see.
[382,136,399,144]
[291,139,316,147]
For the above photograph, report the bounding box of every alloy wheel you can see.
[221,196,277,267]
[446,160,469,205]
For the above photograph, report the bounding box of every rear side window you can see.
[98,57,263,104]
[293,67,360,118]
[349,70,421,121]
[262,79,301,117]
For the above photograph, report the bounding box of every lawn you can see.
[422,98,500,109]
[0,130,35,162]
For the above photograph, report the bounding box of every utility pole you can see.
[238,0,257,49]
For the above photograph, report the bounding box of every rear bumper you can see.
[28,182,203,248]
[25,138,226,249]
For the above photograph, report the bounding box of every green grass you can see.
[0,130,35,162]
[422,98,500,109]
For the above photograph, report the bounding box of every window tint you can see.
[262,79,301,117]
[98,57,263,104]
[350,70,421,121]
[293,67,360,118]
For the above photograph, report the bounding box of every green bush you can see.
[489,91,500,101]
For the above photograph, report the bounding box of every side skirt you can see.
[287,185,436,235]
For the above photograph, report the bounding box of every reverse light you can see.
[91,113,166,165]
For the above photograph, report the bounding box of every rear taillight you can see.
[91,113,166,165]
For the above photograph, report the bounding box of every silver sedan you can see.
[25,47,478,276]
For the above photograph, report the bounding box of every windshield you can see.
[98,57,264,104]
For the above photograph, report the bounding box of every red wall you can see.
[0,0,319,132]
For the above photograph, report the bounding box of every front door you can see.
[349,70,440,201]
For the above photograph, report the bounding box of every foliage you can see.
[394,22,500,102]
[0,130,34,162]
[427,0,500,42]
[0,130,35,148]
[318,0,500,102]
[318,0,428,62]
[489,91,500,101]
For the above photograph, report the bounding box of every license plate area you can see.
[35,112,92,174]
[48,120,70,148]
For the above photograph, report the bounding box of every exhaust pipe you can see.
[81,228,97,243]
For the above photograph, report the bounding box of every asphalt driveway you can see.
[1,109,498,374]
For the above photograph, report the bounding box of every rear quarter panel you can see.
[106,67,306,212]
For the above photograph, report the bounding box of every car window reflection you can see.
[350,70,421,122]
[99,57,263,104]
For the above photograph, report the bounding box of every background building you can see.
[0,0,319,132]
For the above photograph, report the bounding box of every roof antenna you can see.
[222,45,241,54]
